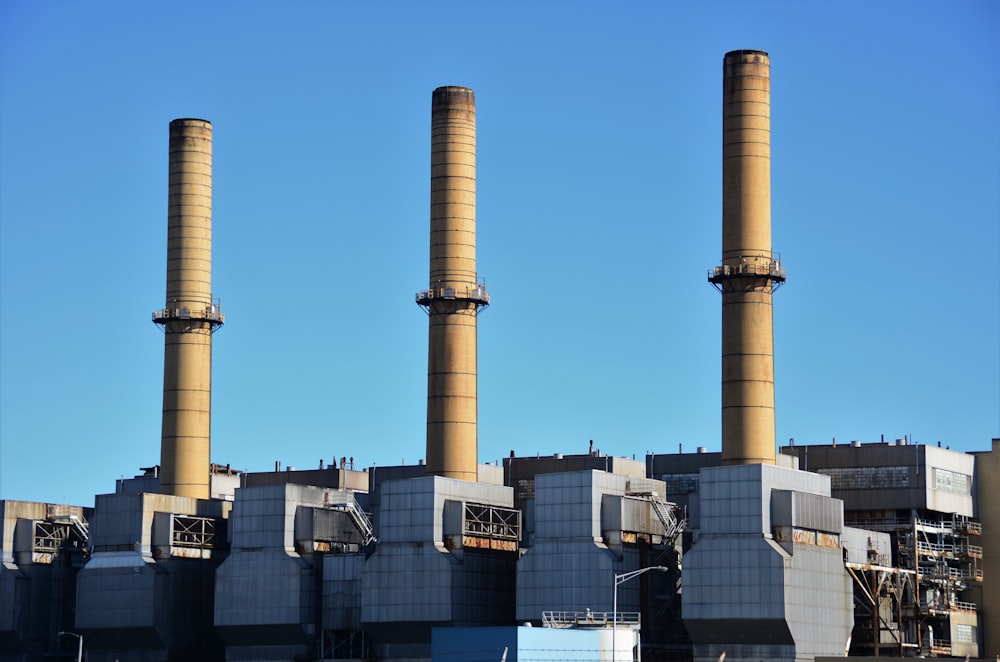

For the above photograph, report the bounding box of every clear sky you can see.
[1,1,997,507]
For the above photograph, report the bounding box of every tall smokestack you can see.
[153,118,224,498]
[416,86,489,480]
[709,50,785,465]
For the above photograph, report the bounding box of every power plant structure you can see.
[417,86,489,482]
[683,49,854,661]
[779,440,987,658]
[154,118,224,500]
[708,49,785,467]
[1,52,997,662]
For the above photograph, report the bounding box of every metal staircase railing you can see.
[337,500,376,549]
[648,494,685,544]
[50,514,90,545]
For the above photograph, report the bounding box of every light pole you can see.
[612,565,669,662]
[58,631,82,662]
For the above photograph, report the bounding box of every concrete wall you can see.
[924,445,976,516]
[780,442,974,517]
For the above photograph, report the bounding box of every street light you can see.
[58,631,83,662]
[612,565,669,662]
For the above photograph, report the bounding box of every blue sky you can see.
[1,1,997,507]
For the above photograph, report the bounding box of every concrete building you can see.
[781,440,986,657]
[8,54,998,662]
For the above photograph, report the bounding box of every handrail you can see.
[333,500,376,550]
[648,494,685,543]
[541,610,640,628]
[708,261,786,280]
[153,304,224,324]
[171,514,219,549]
[920,599,977,613]
[416,280,489,306]
[464,503,520,541]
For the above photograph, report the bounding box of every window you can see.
[817,466,909,489]
[933,468,971,496]
[953,623,975,643]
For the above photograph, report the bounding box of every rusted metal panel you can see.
[462,536,492,550]
[461,536,518,552]
[169,546,212,559]
[793,529,816,545]
[31,552,54,564]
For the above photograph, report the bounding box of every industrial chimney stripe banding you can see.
[418,86,487,481]
[154,118,223,499]
[709,50,785,466]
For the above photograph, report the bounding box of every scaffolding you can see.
[899,514,982,656]
[462,502,521,552]
[846,510,982,656]
[845,562,918,656]
[31,513,89,563]
[320,628,370,660]
[171,514,220,549]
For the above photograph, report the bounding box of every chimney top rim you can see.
[724,49,769,59]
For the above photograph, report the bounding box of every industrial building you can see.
[0,501,90,659]
[1,50,997,662]
[780,440,987,657]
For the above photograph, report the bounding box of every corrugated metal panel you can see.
[771,490,843,534]
[312,509,364,544]
[796,491,843,533]
[621,497,650,533]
